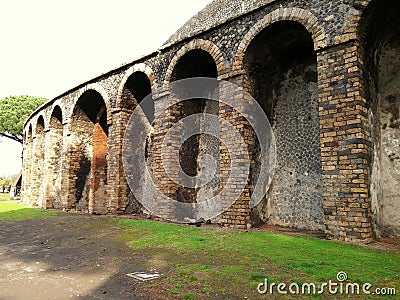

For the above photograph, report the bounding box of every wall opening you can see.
[244,21,324,229]
[361,0,400,237]
[170,49,219,205]
[122,71,154,121]
[69,90,108,213]
[46,106,63,208]
[120,71,154,213]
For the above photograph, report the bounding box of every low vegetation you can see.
[0,200,57,220]
[0,194,9,200]
[118,219,400,299]
[0,199,397,298]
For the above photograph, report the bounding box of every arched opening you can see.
[121,71,154,122]
[169,49,219,205]
[361,0,400,237]
[32,116,46,207]
[171,49,218,80]
[244,21,324,229]
[120,71,153,213]
[45,106,63,208]
[69,90,108,214]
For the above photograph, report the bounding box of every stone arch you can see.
[152,41,221,210]
[164,39,227,85]
[233,7,326,72]
[48,103,65,126]
[119,72,154,121]
[116,63,158,109]
[67,89,109,214]
[358,0,400,237]
[111,64,155,214]
[44,105,64,208]
[50,105,63,126]
[69,83,111,122]
[33,114,46,138]
[27,125,33,142]
[243,20,324,230]
[23,123,32,143]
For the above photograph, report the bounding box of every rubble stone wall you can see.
[22,0,399,242]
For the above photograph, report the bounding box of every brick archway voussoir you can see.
[116,63,158,110]
[68,83,111,123]
[232,7,327,72]
[163,39,228,87]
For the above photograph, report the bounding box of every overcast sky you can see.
[0,0,212,177]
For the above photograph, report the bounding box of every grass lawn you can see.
[118,219,400,299]
[0,193,10,200]
[0,200,57,220]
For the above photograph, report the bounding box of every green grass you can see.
[118,219,400,299]
[0,193,9,200]
[0,201,57,220]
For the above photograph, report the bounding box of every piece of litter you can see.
[126,272,160,281]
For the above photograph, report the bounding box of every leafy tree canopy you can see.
[0,96,47,143]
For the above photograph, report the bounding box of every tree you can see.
[0,96,47,143]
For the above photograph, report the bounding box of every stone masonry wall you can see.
[21,0,399,242]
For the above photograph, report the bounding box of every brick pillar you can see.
[43,126,63,208]
[42,128,52,208]
[21,136,33,204]
[107,109,133,213]
[317,41,373,242]
[89,122,108,214]
[61,122,92,211]
[150,91,182,221]
[219,74,254,229]
[30,135,38,206]
[60,125,74,209]
[31,131,45,207]
[60,123,72,210]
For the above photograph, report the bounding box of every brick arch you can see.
[48,104,64,127]
[356,0,391,39]
[335,0,376,46]
[163,39,227,86]
[24,124,33,142]
[33,114,47,138]
[232,7,327,72]
[67,85,109,214]
[24,123,32,140]
[116,63,158,109]
[68,83,110,121]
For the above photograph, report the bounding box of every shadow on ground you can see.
[0,213,159,300]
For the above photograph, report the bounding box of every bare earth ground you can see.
[0,213,399,300]
[0,213,156,300]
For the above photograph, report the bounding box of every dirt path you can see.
[0,213,154,300]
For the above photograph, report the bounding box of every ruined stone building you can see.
[22,0,400,242]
